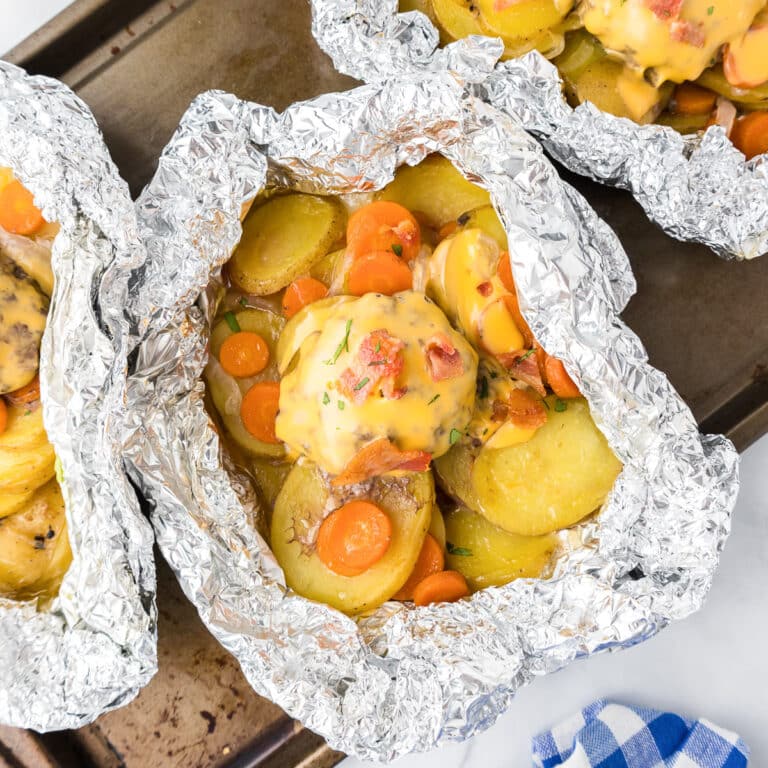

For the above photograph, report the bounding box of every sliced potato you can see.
[476,0,570,42]
[0,488,35,520]
[377,155,490,228]
[443,504,556,590]
[471,397,622,535]
[430,0,486,45]
[0,479,72,600]
[309,248,343,288]
[251,457,293,511]
[229,194,346,295]
[0,403,48,452]
[0,441,56,495]
[456,205,508,250]
[428,502,447,550]
[271,463,433,615]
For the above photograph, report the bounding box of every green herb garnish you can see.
[224,311,240,332]
[338,400,346,411]
[375,340,382,353]
[238,296,248,307]
[447,542,473,557]
[449,428,462,445]
[477,376,489,399]
[391,243,403,257]
[428,394,441,405]
[322,392,330,405]
[554,398,567,412]
[354,377,370,391]
[325,319,353,365]
[518,348,535,362]
[707,5,714,14]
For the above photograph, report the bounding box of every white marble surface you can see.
[4,4,767,766]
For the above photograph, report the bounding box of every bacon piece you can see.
[339,329,405,403]
[670,19,705,47]
[391,219,420,254]
[425,333,464,382]
[476,281,493,297]
[332,438,432,486]
[497,350,546,396]
[493,0,525,10]
[505,388,548,430]
[644,0,683,19]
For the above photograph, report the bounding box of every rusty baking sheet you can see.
[2,1,767,766]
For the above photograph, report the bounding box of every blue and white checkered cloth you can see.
[533,700,749,768]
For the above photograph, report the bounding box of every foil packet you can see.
[310,0,768,259]
[0,63,157,730]
[124,73,739,762]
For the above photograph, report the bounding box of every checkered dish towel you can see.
[533,700,750,768]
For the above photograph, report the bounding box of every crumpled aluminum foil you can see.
[0,62,157,730]
[124,73,739,762]
[310,0,768,260]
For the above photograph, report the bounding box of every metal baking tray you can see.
[2,1,767,765]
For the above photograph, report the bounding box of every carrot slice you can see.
[437,220,458,241]
[219,331,270,377]
[0,180,44,235]
[543,354,580,398]
[7,375,41,406]
[413,570,469,606]
[347,250,412,296]
[346,201,421,262]
[282,277,328,319]
[672,83,717,115]
[240,381,281,444]
[392,533,445,601]
[730,112,768,161]
[497,250,515,294]
[317,500,392,577]
[0,399,7,435]
[332,438,431,487]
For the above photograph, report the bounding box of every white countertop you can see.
[4,4,767,766]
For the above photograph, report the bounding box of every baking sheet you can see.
[2,0,767,765]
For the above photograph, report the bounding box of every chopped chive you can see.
[447,542,473,556]
[322,392,330,405]
[375,340,381,354]
[554,398,567,412]
[353,377,370,391]
[428,394,440,405]
[477,376,489,399]
[338,400,346,410]
[449,428,462,445]
[224,311,240,332]
[707,5,714,13]
[325,319,353,365]
[518,348,535,362]
[391,243,403,257]
[238,296,248,307]
[368,360,386,366]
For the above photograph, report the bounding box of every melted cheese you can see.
[276,292,478,475]
[427,228,524,355]
[582,0,767,85]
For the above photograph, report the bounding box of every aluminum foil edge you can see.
[125,75,739,761]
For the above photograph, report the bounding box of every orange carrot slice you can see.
[392,533,445,601]
[7,375,41,406]
[347,250,412,296]
[219,331,270,377]
[413,570,469,606]
[730,112,768,160]
[0,399,7,435]
[346,201,421,262]
[240,381,281,444]
[317,500,392,577]
[0,180,44,235]
[282,277,328,319]
[672,83,717,115]
[543,354,580,398]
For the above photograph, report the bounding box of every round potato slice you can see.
[456,205,508,251]
[0,488,35,520]
[0,440,56,495]
[229,194,346,295]
[0,478,72,600]
[475,0,570,42]
[271,462,434,615]
[471,397,622,535]
[443,505,556,590]
[430,0,486,44]
[205,307,286,459]
[377,154,490,229]
[0,402,48,451]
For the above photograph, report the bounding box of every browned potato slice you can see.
[229,194,346,295]
[0,402,48,452]
[0,479,72,600]
[430,0,486,45]
[377,155,490,228]
[271,463,433,615]
[443,505,556,590]
[251,457,293,511]
[0,489,35,520]
[456,205,508,250]
[0,441,56,495]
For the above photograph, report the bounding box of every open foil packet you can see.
[310,0,768,260]
[0,63,157,730]
[124,73,739,761]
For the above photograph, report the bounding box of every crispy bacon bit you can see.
[497,350,546,396]
[644,0,683,19]
[391,219,419,251]
[707,97,737,137]
[493,0,525,10]
[491,399,509,422]
[670,19,706,47]
[332,438,432,486]
[506,388,548,430]
[425,333,465,382]
[476,281,493,297]
[340,329,405,403]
